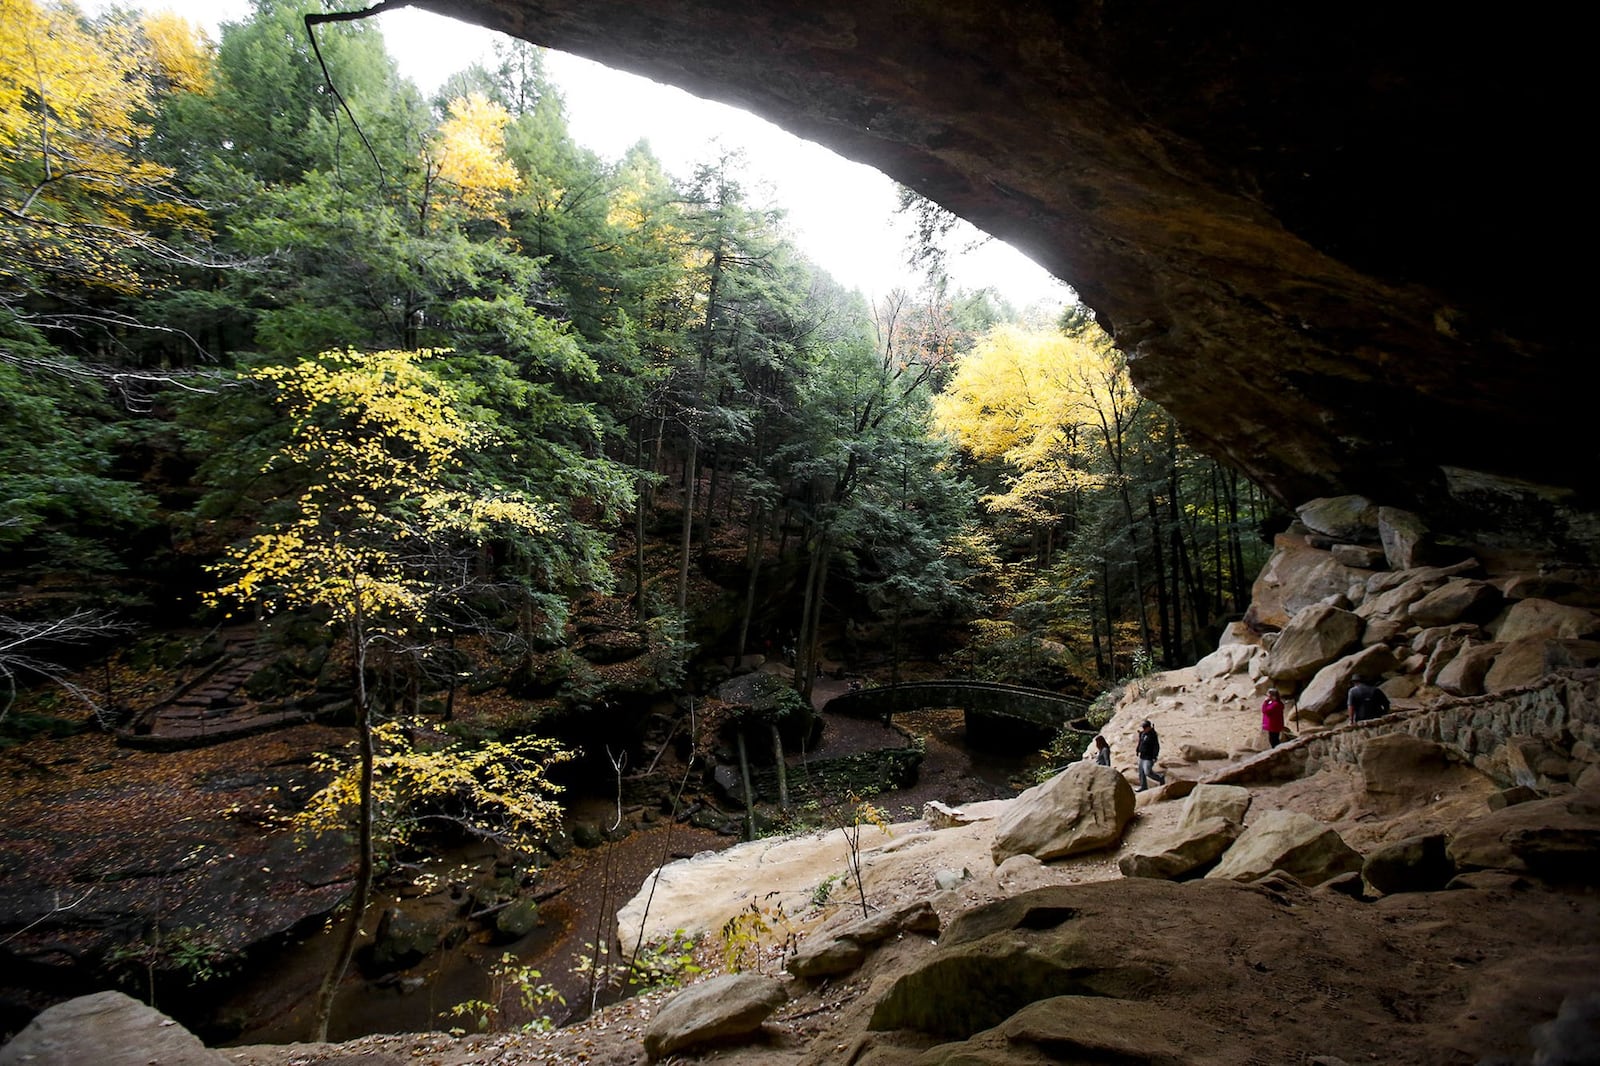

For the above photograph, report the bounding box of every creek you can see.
[216,702,1036,1045]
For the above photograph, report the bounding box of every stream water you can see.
[217,703,1036,1044]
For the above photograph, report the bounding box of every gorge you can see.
[3,3,1596,1064]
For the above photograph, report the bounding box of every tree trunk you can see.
[736,727,756,839]
[675,444,697,614]
[733,504,766,669]
[634,418,649,623]
[1147,493,1173,666]
[1088,572,1106,679]
[310,608,375,1042]
[769,722,788,812]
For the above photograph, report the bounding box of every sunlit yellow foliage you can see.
[295,719,574,856]
[933,322,1121,521]
[0,0,210,293]
[138,10,213,94]
[432,92,521,218]
[208,348,555,627]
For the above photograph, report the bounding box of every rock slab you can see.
[991,763,1136,864]
[0,991,228,1066]
[642,972,788,1061]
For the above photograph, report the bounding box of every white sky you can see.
[91,1,1072,309]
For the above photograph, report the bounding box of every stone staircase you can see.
[118,628,329,751]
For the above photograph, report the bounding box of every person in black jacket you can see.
[1135,719,1165,791]
[1347,676,1391,724]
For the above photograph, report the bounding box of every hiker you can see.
[1135,719,1165,791]
[1094,734,1111,767]
[1261,687,1286,747]
[1347,675,1391,724]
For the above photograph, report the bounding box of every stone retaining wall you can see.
[1209,669,1599,791]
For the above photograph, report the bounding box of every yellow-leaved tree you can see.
[430,91,521,219]
[0,0,212,302]
[208,346,568,1041]
[933,321,1119,530]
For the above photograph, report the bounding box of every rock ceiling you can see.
[419,1,1588,557]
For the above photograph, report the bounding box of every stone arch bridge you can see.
[823,680,1095,751]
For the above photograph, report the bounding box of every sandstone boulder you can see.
[1361,833,1456,895]
[1490,598,1600,643]
[1119,815,1241,880]
[1407,579,1502,628]
[787,899,940,978]
[869,887,1162,1040]
[1195,643,1256,679]
[1180,784,1254,829]
[1267,603,1363,682]
[0,991,227,1066]
[991,763,1136,864]
[1378,506,1431,570]
[1297,645,1399,720]
[1361,617,1411,646]
[1217,620,1261,647]
[1205,810,1362,886]
[1358,573,1443,624]
[923,800,979,828]
[1423,632,1471,686]
[1413,623,1480,656]
[1332,543,1387,570]
[1435,639,1504,696]
[1484,638,1600,692]
[369,906,444,972]
[643,973,788,1061]
[1447,791,1600,882]
[1246,537,1361,631]
[1359,734,1454,811]
[1299,495,1378,542]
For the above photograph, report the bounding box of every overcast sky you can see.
[86,1,1072,309]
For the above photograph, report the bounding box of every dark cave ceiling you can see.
[417,0,1589,556]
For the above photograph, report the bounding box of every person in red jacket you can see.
[1261,687,1286,748]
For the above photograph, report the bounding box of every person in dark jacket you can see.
[1135,719,1165,791]
[1094,734,1111,766]
[1347,676,1391,724]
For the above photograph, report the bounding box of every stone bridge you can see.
[823,681,1094,750]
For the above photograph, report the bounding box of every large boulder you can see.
[367,907,445,973]
[1434,639,1505,696]
[1484,638,1600,692]
[1362,833,1456,895]
[787,899,940,978]
[991,763,1136,864]
[1490,599,1600,643]
[0,991,227,1066]
[1118,815,1241,880]
[1358,573,1444,624]
[642,973,789,1061]
[1267,603,1364,683]
[1297,644,1400,720]
[1448,792,1600,882]
[1179,784,1253,829]
[1299,495,1379,542]
[868,887,1162,1040]
[1359,734,1456,812]
[1245,537,1362,631]
[1378,507,1432,570]
[1407,579,1502,628]
[1194,643,1258,680]
[1205,810,1362,886]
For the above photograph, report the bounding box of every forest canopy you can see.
[1,0,1269,724]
